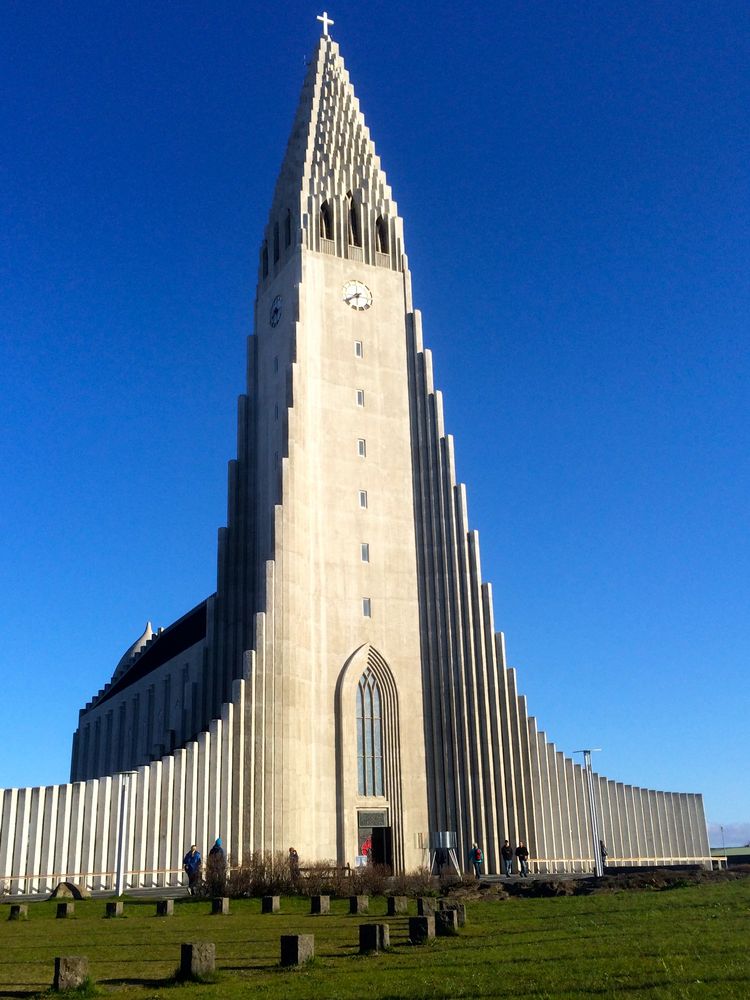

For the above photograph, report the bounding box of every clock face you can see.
[342,280,372,311]
[270,295,282,327]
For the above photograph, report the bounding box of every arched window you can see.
[273,222,280,263]
[375,216,388,254]
[320,200,333,240]
[262,243,269,278]
[356,669,384,796]
[284,209,292,248]
[347,191,361,247]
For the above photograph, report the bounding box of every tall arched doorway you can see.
[335,644,404,871]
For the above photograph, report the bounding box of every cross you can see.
[317,10,334,36]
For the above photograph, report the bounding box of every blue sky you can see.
[1,1,748,847]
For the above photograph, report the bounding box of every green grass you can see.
[0,881,748,998]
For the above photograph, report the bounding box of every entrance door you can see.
[371,826,393,870]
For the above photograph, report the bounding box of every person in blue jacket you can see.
[183,844,202,894]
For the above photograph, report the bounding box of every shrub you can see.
[226,851,296,897]
[201,851,228,898]
[349,863,390,897]
[390,866,437,897]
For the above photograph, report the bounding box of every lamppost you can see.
[574,749,603,877]
[114,771,138,897]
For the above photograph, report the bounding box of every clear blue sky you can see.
[1,1,748,847]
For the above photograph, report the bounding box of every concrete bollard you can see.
[387,895,408,915]
[180,942,215,979]
[417,896,436,916]
[53,956,88,990]
[211,897,230,915]
[56,902,74,919]
[280,934,314,966]
[438,900,467,926]
[359,922,390,953]
[156,899,174,917]
[310,894,330,915]
[9,904,28,920]
[261,895,280,914]
[435,909,459,935]
[409,914,435,944]
[349,894,369,915]
[105,901,124,918]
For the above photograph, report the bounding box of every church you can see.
[0,20,710,890]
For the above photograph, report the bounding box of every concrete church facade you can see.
[0,26,710,892]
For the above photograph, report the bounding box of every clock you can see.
[342,280,372,311]
[270,295,282,327]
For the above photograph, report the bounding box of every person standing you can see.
[209,837,225,863]
[182,844,202,895]
[599,840,608,869]
[208,837,226,893]
[470,843,484,878]
[288,846,300,880]
[515,840,530,877]
[501,839,514,877]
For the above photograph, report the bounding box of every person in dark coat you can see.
[501,839,514,877]
[288,846,300,880]
[515,840,530,877]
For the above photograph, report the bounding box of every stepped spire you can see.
[259,30,404,277]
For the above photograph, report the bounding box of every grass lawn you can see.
[0,880,748,998]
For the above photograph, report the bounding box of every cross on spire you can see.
[316,11,334,36]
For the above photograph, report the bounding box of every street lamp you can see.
[574,749,603,877]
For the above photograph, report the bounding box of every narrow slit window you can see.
[356,389,365,407]
[357,438,366,458]
[284,209,292,247]
[262,244,269,278]
[375,215,389,253]
[274,356,279,373]
[361,542,370,562]
[354,341,363,358]
[347,191,361,247]
[362,598,372,618]
[273,222,280,263]
[275,403,279,421]
[358,490,368,509]
[320,200,333,240]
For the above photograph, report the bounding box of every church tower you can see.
[211,23,429,868]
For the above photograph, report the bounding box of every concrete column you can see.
[546,743,562,871]
[196,731,210,859]
[40,784,59,894]
[66,783,85,880]
[27,786,45,894]
[170,749,187,886]
[0,789,18,889]
[80,780,98,890]
[145,762,162,887]
[93,776,112,890]
[555,752,572,871]
[573,764,590,870]
[527,721,547,871]
[10,788,30,893]
[52,785,72,882]
[219,704,233,861]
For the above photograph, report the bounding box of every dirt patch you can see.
[453,867,750,901]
